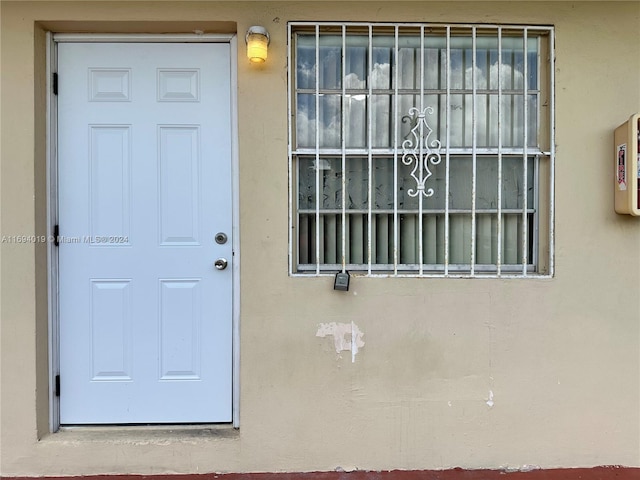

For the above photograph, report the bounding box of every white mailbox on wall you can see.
[614,113,640,216]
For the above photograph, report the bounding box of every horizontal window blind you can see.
[288,23,555,277]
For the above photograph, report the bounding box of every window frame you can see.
[287,22,555,278]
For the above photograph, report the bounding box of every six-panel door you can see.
[58,42,233,424]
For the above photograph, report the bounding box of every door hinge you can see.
[53,73,58,95]
[55,374,60,397]
[53,224,59,247]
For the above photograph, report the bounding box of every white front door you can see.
[58,42,233,424]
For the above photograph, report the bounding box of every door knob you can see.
[214,258,228,270]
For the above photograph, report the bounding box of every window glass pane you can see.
[319,95,341,148]
[443,156,535,211]
[373,157,394,210]
[319,36,342,90]
[345,40,367,89]
[423,47,441,90]
[296,37,316,90]
[503,94,524,147]
[473,46,489,90]
[512,46,525,90]
[322,159,344,209]
[502,213,521,264]
[421,214,446,265]
[345,158,369,209]
[297,156,317,209]
[322,213,341,264]
[372,37,393,90]
[475,213,498,265]
[372,95,392,147]
[399,214,418,264]
[465,94,538,148]
[297,213,313,264]
[423,94,440,117]
[373,212,395,264]
[476,157,499,209]
[474,211,533,267]
[492,95,535,148]
[486,46,498,86]
[296,93,315,148]
[446,94,477,147]
[487,95,502,146]
[397,159,419,211]
[345,94,366,147]
[498,36,539,91]
[397,47,419,89]
[348,213,367,264]
[398,94,420,142]
[298,157,344,210]
[449,157,472,209]
[449,46,465,89]
[449,214,473,264]
[528,94,538,148]
[528,49,538,90]
[502,156,534,209]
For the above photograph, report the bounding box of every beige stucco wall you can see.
[1,0,640,476]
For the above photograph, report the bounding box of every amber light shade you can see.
[246,26,270,63]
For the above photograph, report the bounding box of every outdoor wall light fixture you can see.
[246,26,270,63]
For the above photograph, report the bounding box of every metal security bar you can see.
[288,22,555,278]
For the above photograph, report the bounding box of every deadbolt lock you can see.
[215,232,228,244]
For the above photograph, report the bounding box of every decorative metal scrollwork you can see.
[401,106,442,197]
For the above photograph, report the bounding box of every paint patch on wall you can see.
[486,390,495,408]
[316,322,364,362]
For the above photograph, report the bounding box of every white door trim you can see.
[47,32,240,431]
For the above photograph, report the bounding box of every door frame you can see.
[46,32,240,431]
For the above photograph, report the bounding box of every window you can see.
[288,23,554,277]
